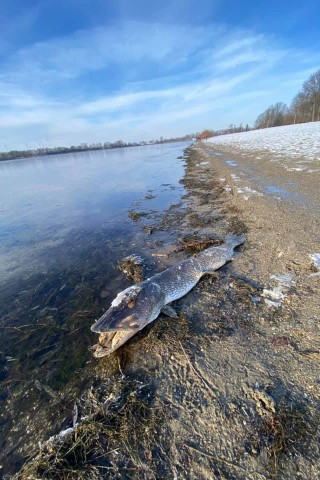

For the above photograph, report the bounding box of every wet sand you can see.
[14,142,320,479]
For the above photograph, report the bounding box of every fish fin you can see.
[225,234,246,249]
[161,305,179,318]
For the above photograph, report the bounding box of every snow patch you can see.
[236,186,263,199]
[262,274,292,308]
[225,160,238,167]
[309,253,320,276]
[286,167,305,172]
[208,122,320,166]
[111,286,138,307]
[49,427,74,443]
[310,253,320,269]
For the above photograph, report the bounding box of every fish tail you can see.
[223,234,246,260]
[225,233,246,250]
[200,234,245,256]
[197,233,245,273]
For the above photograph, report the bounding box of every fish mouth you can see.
[91,310,141,333]
[91,330,137,357]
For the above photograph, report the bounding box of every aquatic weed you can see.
[14,378,172,480]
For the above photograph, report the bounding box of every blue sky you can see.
[0,0,319,149]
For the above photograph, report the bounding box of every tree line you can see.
[197,123,251,140]
[254,69,320,129]
[0,134,194,162]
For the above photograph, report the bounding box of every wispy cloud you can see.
[0,18,319,149]
[2,21,211,86]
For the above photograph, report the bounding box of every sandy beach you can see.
[14,133,320,479]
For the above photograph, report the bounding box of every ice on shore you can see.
[309,253,320,276]
[207,122,320,165]
[49,427,74,443]
[262,274,292,308]
[310,253,320,270]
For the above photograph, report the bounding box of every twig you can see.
[169,239,221,255]
[151,239,221,258]
[184,443,246,471]
[118,358,125,379]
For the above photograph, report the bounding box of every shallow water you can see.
[0,142,188,474]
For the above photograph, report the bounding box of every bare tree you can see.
[302,69,320,121]
[254,68,320,128]
[290,91,312,124]
[254,102,288,129]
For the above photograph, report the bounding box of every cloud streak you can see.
[0,19,319,149]
[3,21,211,85]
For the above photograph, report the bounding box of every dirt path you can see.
[15,143,320,480]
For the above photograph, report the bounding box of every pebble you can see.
[100,289,110,298]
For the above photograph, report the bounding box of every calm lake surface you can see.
[0,142,189,474]
[0,143,187,282]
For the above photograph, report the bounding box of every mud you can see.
[10,144,320,479]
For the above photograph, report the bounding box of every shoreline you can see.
[12,142,320,479]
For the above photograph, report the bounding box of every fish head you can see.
[90,282,162,333]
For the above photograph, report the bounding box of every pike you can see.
[91,234,245,357]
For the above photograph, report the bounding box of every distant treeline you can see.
[196,69,320,139]
[0,134,195,162]
[254,68,320,129]
[197,123,251,140]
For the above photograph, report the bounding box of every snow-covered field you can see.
[207,122,320,169]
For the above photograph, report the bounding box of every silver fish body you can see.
[91,234,245,356]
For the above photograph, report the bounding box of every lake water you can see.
[0,142,188,474]
[0,143,187,282]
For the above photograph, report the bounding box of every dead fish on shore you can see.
[91,234,245,357]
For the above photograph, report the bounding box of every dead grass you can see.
[14,378,171,480]
[245,386,317,478]
[263,403,315,477]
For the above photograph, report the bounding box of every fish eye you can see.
[127,300,135,308]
